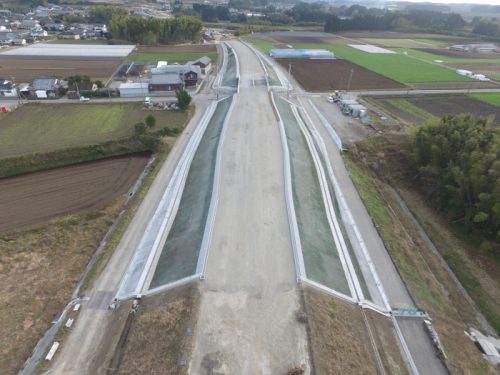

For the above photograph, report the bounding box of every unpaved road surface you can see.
[0,153,150,233]
[189,40,310,374]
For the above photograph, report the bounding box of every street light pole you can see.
[347,68,354,93]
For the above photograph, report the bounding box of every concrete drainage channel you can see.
[116,43,239,300]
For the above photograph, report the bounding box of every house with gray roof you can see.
[150,65,201,87]
[149,73,183,93]
[29,77,62,99]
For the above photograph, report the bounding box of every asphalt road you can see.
[188,40,310,375]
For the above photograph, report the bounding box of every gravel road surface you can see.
[188,40,310,375]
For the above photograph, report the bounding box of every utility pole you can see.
[288,63,292,98]
[347,68,354,93]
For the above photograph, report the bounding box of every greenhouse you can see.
[269,49,335,59]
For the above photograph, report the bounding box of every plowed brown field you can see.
[0,153,150,232]
[0,57,120,83]
[277,58,406,91]
[135,44,216,53]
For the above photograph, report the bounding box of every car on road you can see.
[79,96,90,102]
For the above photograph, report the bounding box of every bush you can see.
[176,89,192,111]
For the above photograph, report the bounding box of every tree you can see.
[176,89,192,111]
[145,114,156,130]
[410,114,500,240]
[134,122,146,135]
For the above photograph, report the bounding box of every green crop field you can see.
[392,48,500,64]
[412,38,449,47]
[290,43,470,83]
[242,36,276,53]
[470,93,500,107]
[128,51,218,64]
[0,103,187,158]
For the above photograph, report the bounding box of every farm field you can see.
[470,92,500,107]
[247,35,472,85]
[393,48,500,64]
[0,57,121,83]
[0,103,187,158]
[129,44,217,63]
[291,44,471,84]
[448,62,500,80]
[368,95,500,125]
[359,38,443,48]
[277,58,405,91]
[0,153,150,232]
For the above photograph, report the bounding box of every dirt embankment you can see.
[346,136,499,373]
[303,287,380,374]
[0,153,151,233]
[114,285,200,374]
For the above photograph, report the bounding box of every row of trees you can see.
[472,19,500,38]
[410,115,500,242]
[109,15,202,45]
[325,10,465,33]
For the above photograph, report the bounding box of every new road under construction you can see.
[43,40,448,375]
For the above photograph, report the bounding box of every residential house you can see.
[67,81,98,99]
[29,77,62,99]
[150,65,201,87]
[148,73,183,93]
[44,23,65,31]
[191,56,212,74]
[19,19,40,29]
[58,29,81,40]
[0,78,17,97]
[0,19,11,31]
[30,27,48,39]
[0,31,26,45]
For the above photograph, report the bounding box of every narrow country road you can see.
[188,40,310,374]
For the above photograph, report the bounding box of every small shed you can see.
[192,56,212,73]
[119,82,149,98]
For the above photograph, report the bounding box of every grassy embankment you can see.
[0,199,124,374]
[345,136,499,374]
[0,103,187,177]
[128,51,218,64]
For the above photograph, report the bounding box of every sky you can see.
[398,0,500,4]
